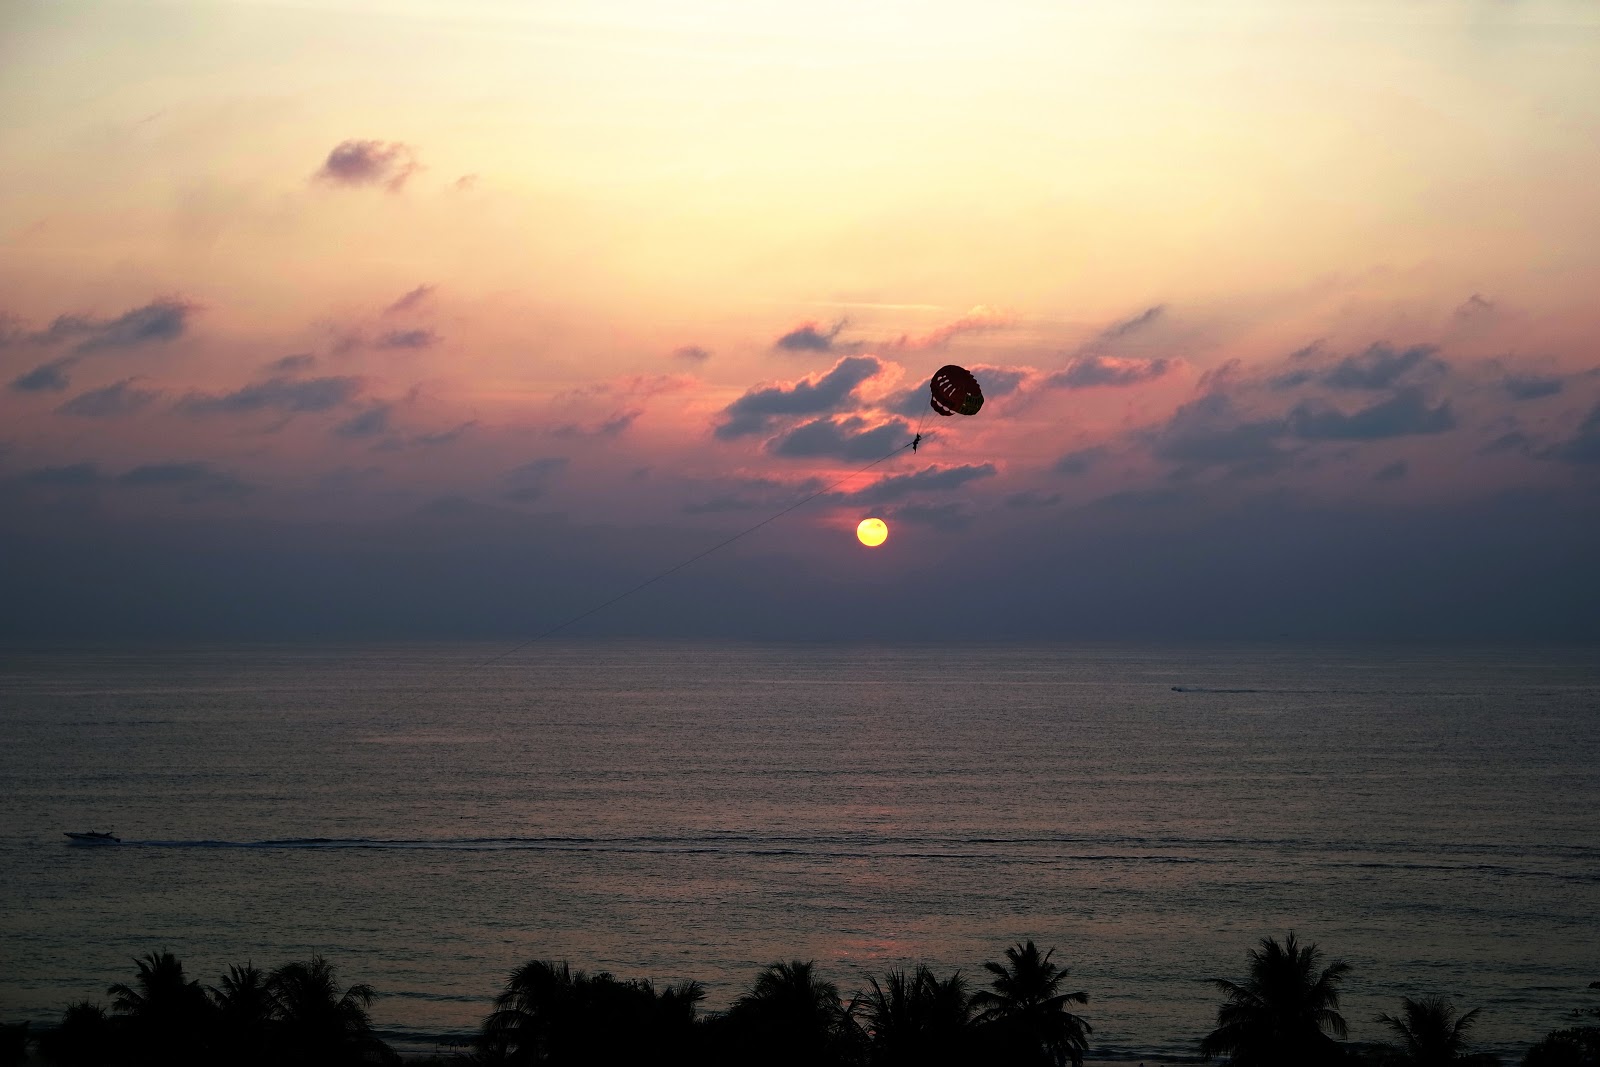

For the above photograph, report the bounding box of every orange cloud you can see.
[888,305,1013,350]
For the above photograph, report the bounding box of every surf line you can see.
[458,438,919,675]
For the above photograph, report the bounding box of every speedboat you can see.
[64,830,120,844]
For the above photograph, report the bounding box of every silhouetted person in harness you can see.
[911,433,922,453]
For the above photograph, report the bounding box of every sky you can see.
[2,0,1599,641]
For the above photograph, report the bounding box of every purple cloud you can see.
[1150,392,1293,471]
[716,356,884,439]
[766,415,912,460]
[1455,293,1495,321]
[1480,430,1533,456]
[1374,460,1409,482]
[78,300,193,352]
[335,404,393,438]
[774,318,849,353]
[17,298,196,357]
[9,358,76,393]
[1288,387,1456,440]
[553,410,640,439]
[1549,404,1600,463]
[1270,343,1446,392]
[178,376,361,416]
[850,463,996,504]
[1502,374,1563,401]
[1047,354,1176,389]
[375,328,439,350]
[510,456,568,481]
[265,354,316,373]
[1323,343,1444,390]
[1005,489,1063,509]
[383,285,435,315]
[408,421,476,448]
[116,461,252,499]
[56,379,161,417]
[888,501,970,530]
[1095,304,1165,342]
[1053,445,1107,476]
[314,140,421,192]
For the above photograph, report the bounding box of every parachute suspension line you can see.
[464,439,918,674]
[913,400,937,452]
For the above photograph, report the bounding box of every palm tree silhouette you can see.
[1199,932,1350,1066]
[209,963,275,1065]
[269,955,397,1066]
[970,941,1092,1067]
[476,960,704,1066]
[643,976,707,1064]
[480,953,611,1062]
[1376,996,1484,1065]
[107,951,213,1065]
[857,965,974,1067]
[654,978,707,1030]
[719,960,855,1067]
[478,959,586,1064]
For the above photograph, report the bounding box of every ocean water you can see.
[1,643,1596,1060]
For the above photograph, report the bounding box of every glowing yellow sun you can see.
[856,517,888,547]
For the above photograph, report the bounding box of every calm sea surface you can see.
[1,643,1596,1060]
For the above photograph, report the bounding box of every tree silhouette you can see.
[654,978,707,1032]
[857,965,974,1067]
[640,977,707,1064]
[0,1022,29,1067]
[1523,983,1600,1067]
[544,971,657,1066]
[1199,932,1350,1066]
[210,963,276,1065]
[970,941,1092,1067]
[476,960,703,1066]
[36,1002,115,1067]
[106,951,214,1065]
[478,958,579,1064]
[711,960,856,1067]
[1523,1030,1600,1067]
[269,955,396,1066]
[1377,997,1487,1065]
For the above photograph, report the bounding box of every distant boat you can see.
[64,830,120,844]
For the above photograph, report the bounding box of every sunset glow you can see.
[2,0,1598,639]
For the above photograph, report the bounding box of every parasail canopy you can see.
[929,364,984,417]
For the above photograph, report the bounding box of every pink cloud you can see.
[887,305,1013,350]
[1047,354,1178,389]
[559,374,698,401]
[774,319,851,353]
[384,285,436,316]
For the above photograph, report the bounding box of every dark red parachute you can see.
[929,364,984,417]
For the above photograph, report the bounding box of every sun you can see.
[856,517,888,547]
